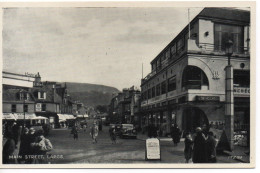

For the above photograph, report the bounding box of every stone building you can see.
[140,8,250,139]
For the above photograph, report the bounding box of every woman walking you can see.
[90,122,99,143]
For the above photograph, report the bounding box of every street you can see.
[46,122,241,164]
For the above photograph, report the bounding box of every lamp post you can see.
[224,40,234,151]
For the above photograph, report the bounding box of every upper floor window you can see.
[38,91,46,99]
[234,70,250,87]
[171,44,176,57]
[182,66,209,90]
[177,37,185,52]
[156,84,161,96]
[168,76,176,92]
[24,105,28,113]
[166,49,171,59]
[152,87,156,98]
[214,24,244,53]
[11,104,16,113]
[161,81,167,94]
[148,89,151,99]
[42,104,46,111]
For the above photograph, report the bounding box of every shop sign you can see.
[196,96,219,102]
[36,103,42,112]
[234,87,250,95]
[145,138,161,160]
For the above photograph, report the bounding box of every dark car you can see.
[119,124,137,139]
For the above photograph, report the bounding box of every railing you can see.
[198,43,249,55]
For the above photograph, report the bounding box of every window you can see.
[11,104,16,113]
[234,70,250,87]
[168,76,176,91]
[152,63,156,71]
[161,81,167,94]
[20,92,24,100]
[177,37,184,52]
[24,105,28,112]
[166,49,171,59]
[38,91,46,99]
[156,84,161,96]
[182,66,209,90]
[42,104,46,111]
[171,44,176,56]
[152,87,155,98]
[148,89,151,99]
[214,24,244,53]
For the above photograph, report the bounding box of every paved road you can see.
[46,123,240,164]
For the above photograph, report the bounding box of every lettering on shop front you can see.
[234,87,250,95]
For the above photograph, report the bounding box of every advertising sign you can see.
[36,103,42,112]
[145,138,161,160]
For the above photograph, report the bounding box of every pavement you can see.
[2,122,248,164]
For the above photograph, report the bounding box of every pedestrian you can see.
[2,133,16,164]
[26,128,37,163]
[72,126,78,140]
[109,126,117,144]
[171,124,181,146]
[206,131,217,163]
[12,122,20,148]
[31,130,53,164]
[90,122,99,143]
[192,127,208,163]
[83,124,87,132]
[18,127,30,163]
[184,132,193,163]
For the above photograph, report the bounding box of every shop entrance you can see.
[182,107,209,133]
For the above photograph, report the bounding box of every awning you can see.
[2,113,37,120]
[77,114,88,118]
[57,114,67,120]
[31,116,48,120]
[3,113,17,120]
[57,114,75,121]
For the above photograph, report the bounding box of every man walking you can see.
[90,122,99,143]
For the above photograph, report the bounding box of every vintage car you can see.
[119,124,137,139]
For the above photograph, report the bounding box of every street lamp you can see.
[225,40,233,65]
[224,40,234,151]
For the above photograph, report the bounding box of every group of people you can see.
[184,127,217,163]
[3,124,53,164]
[71,122,99,144]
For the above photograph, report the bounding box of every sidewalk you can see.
[137,133,184,142]
[223,145,250,163]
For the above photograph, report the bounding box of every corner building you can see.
[140,8,250,137]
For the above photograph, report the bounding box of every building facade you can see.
[140,8,250,139]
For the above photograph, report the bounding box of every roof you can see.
[3,88,35,102]
[198,8,250,24]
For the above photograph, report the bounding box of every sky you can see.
[3,7,208,90]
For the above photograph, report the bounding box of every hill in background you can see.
[64,82,120,107]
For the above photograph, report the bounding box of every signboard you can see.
[145,138,161,160]
[196,96,220,102]
[234,87,250,95]
[36,103,42,112]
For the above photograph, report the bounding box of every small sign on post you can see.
[145,138,161,161]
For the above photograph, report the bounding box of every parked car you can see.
[119,124,137,139]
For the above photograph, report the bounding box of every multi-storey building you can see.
[140,8,250,138]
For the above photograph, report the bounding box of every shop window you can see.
[234,70,250,87]
[156,84,161,96]
[42,104,46,111]
[214,23,244,53]
[11,104,16,113]
[168,76,176,92]
[161,81,166,94]
[24,105,28,113]
[182,66,209,90]
[152,87,155,98]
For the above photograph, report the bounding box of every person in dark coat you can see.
[192,127,208,163]
[26,128,37,164]
[171,124,181,146]
[148,123,158,138]
[18,127,30,163]
[2,134,16,164]
[12,122,20,147]
[206,131,217,163]
[184,132,193,163]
